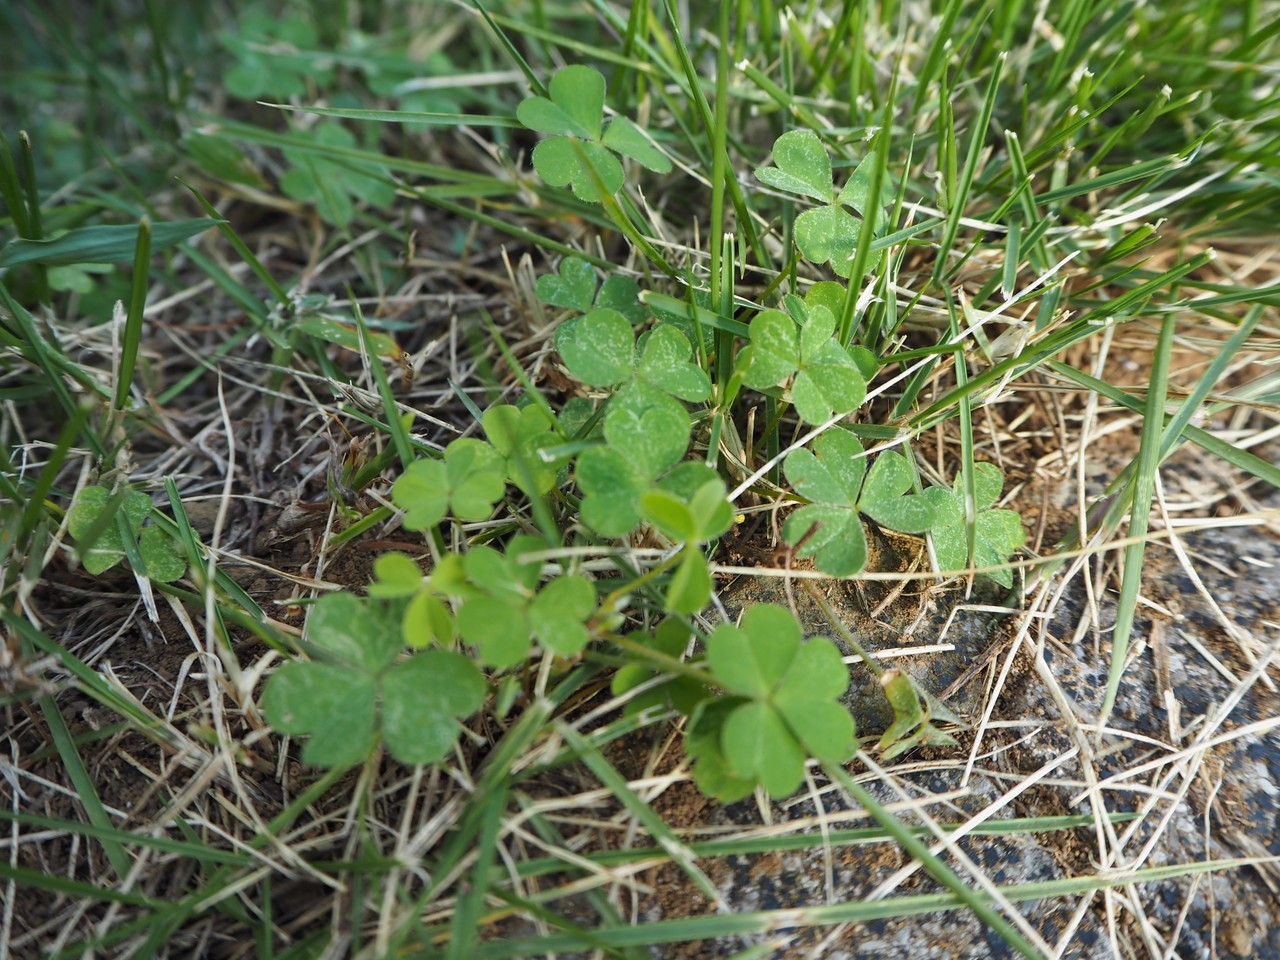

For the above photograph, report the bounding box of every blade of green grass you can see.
[113,215,150,411]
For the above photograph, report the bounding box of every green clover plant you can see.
[698,605,855,799]
[755,129,892,277]
[923,462,1027,588]
[737,296,868,424]
[262,592,485,767]
[517,65,671,201]
[392,438,507,530]
[256,58,1029,803]
[67,485,185,582]
[783,429,939,576]
[439,537,598,667]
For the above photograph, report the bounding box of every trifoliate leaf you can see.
[926,463,1025,588]
[393,440,506,530]
[262,593,483,770]
[705,603,853,798]
[529,575,597,656]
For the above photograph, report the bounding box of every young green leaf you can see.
[705,604,854,798]
[262,593,485,768]
[924,462,1025,588]
[392,439,507,530]
[783,430,935,576]
[368,551,425,599]
[482,403,564,495]
[877,669,961,762]
[517,65,669,202]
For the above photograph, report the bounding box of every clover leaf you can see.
[451,539,598,666]
[557,310,710,402]
[923,462,1025,588]
[262,592,486,767]
[482,403,565,496]
[67,485,185,582]
[705,604,855,798]
[755,130,891,278]
[517,65,671,203]
[573,425,704,541]
[279,121,395,227]
[602,383,693,473]
[536,257,646,323]
[738,302,866,425]
[783,429,937,577]
[220,10,333,100]
[393,439,507,531]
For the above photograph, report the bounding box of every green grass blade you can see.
[1100,312,1175,723]
[113,215,150,411]
[36,693,132,878]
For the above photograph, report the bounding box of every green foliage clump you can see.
[256,66,1026,802]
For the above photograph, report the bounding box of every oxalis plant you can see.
[243,64,1027,801]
